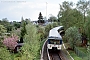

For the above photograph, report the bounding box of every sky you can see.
[0,0,79,22]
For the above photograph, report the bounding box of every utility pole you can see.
[46,2,47,20]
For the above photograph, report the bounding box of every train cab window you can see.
[49,39,60,44]
[60,40,62,44]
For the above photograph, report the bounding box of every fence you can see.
[74,46,87,59]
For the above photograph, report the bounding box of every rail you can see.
[48,49,63,60]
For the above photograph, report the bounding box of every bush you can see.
[3,35,18,50]
[37,26,45,40]
[0,47,12,60]
[65,27,81,49]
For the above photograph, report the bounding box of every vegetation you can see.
[68,50,82,60]
[45,22,59,37]
[3,35,18,50]
[0,47,12,60]
[20,23,44,60]
[37,26,45,41]
[84,10,90,42]
[65,27,81,49]
[57,0,90,60]
[76,0,90,23]
[0,24,7,36]
[48,15,57,22]
[38,12,45,23]
[0,24,7,47]
[58,1,84,30]
[20,20,27,43]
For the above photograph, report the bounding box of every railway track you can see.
[41,39,69,60]
[48,49,63,60]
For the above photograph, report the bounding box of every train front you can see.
[47,37,62,50]
[47,26,64,50]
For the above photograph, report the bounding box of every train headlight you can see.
[50,45,51,47]
[58,46,60,48]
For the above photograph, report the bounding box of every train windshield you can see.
[48,39,62,44]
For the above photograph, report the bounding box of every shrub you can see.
[65,27,81,49]
[3,35,18,50]
[0,47,12,60]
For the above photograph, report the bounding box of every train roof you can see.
[48,28,62,40]
[52,26,63,31]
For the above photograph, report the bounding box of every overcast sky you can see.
[0,0,79,22]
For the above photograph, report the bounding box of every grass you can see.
[64,42,84,60]
[77,46,87,53]
[68,50,82,60]
[61,45,73,60]
[64,42,90,60]
[40,39,46,48]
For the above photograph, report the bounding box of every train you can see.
[47,26,64,50]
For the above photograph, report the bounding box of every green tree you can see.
[21,23,40,60]
[76,0,90,22]
[1,18,9,26]
[58,1,74,29]
[58,1,84,30]
[68,9,83,28]
[25,18,30,24]
[52,22,58,27]
[0,21,12,60]
[20,21,26,43]
[58,1,73,18]
[7,25,13,32]
[65,27,81,50]
[44,22,59,37]
[0,47,12,60]
[87,10,90,20]
[12,21,21,29]
[0,25,7,46]
[48,15,57,22]
[38,12,44,23]
[38,12,43,20]
[0,18,12,32]
[0,25,7,36]
[84,10,90,42]
[37,26,45,41]
[45,24,53,37]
